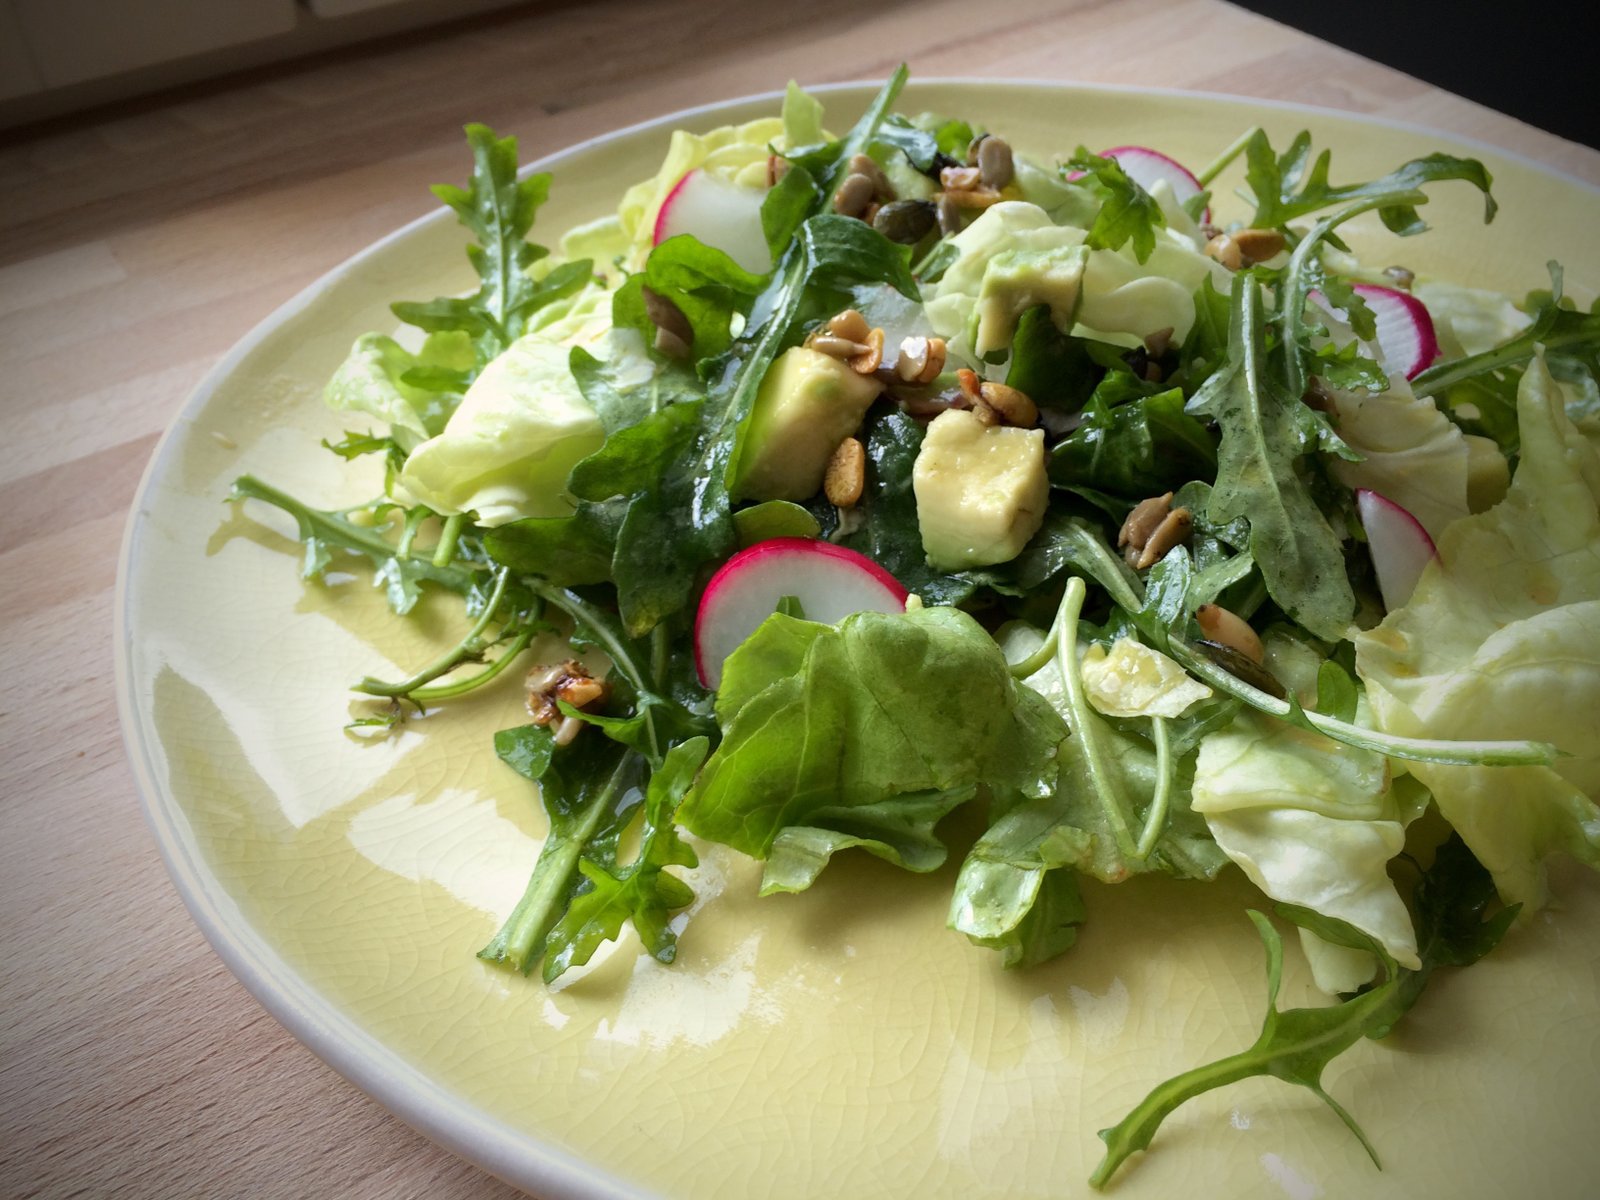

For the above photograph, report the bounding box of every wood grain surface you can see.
[1,1,1594,1197]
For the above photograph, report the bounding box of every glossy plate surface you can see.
[118,82,1600,1199]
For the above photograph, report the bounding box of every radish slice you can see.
[1357,489,1439,611]
[1069,146,1209,222]
[1310,285,1440,381]
[694,538,908,689]
[1350,284,1441,380]
[653,169,771,274]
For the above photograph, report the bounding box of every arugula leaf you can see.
[1188,273,1355,641]
[539,736,708,982]
[391,125,590,361]
[1091,906,1393,1188]
[479,737,646,974]
[569,345,703,435]
[1090,835,1519,1188]
[640,235,767,361]
[1049,385,1217,499]
[483,502,623,587]
[229,475,479,611]
[1062,147,1167,263]
[761,162,821,262]
[1244,129,1497,233]
[1004,305,1099,411]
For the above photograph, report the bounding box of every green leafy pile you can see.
[228,71,1600,1190]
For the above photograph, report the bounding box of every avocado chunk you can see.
[730,347,884,502]
[913,408,1048,570]
[973,245,1088,356]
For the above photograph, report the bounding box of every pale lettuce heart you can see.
[1327,377,1473,541]
[1414,279,1534,357]
[1194,709,1423,987]
[926,200,1228,361]
[323,329,475,444]
[1355,353,1600,909]
[1080,638,1212,719]
[395,314,627,526]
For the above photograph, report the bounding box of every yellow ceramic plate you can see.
[118,82,1600,1199]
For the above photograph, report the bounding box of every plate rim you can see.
[113,76,1597,1198]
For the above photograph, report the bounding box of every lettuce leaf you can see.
[678,607,1068,890]
[1354,353,1600,908]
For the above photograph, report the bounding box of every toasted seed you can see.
[653,326,691,360]
[824,437,867,507]
[848,327,885,374]
[849,153,893,199]
[825,308,871,344]
[955,368,983,403]
[1195,640,1285,698]
[873,198,938,244]
[936,193,963,236]
[1230,227,1286,263]
[525,660,610,731]
[641,285,692,342]
[965,133,988,166]
[1204,233,1244,271]
[945,186,1003,209]
[1143,326,1175,358]
[895,335,948,385]
[976,135,1014,189]
[809,333,866,359]
[1384,265,1416,290]
[1135,507,1193,569]
[940,164,983,192]
[834,172,876,218]
[1119,492,1174,550]
[767,154,792,187]
[978,381,1038,427]
[1195,602,1265,664]
[969,398,1000,426]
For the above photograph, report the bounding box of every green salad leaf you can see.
[1188,272,1355,641]
[680,607,1068,888]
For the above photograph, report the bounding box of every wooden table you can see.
[2,1,1594,1195]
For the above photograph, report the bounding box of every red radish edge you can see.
[1350,284,1441,380]
[652,168,773,274]
[1356,489,1438,611]
[652,171,695,246]
[1067,146,1210,223]
[694,538,909,689]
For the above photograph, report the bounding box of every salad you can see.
[231,68,1600,1188]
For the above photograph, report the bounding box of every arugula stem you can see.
[396,505,430,558]
[432,512,466,568]
[411,627,534,702]
[1411,324,1591,398]
[477,754,634,972]
[1196,126,1260,188]
[1166,639,1559,766]
[1135,717,1174,860]
[1281,189,1428,401]
[1056,577,1139,860]
[356,568,511,698]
